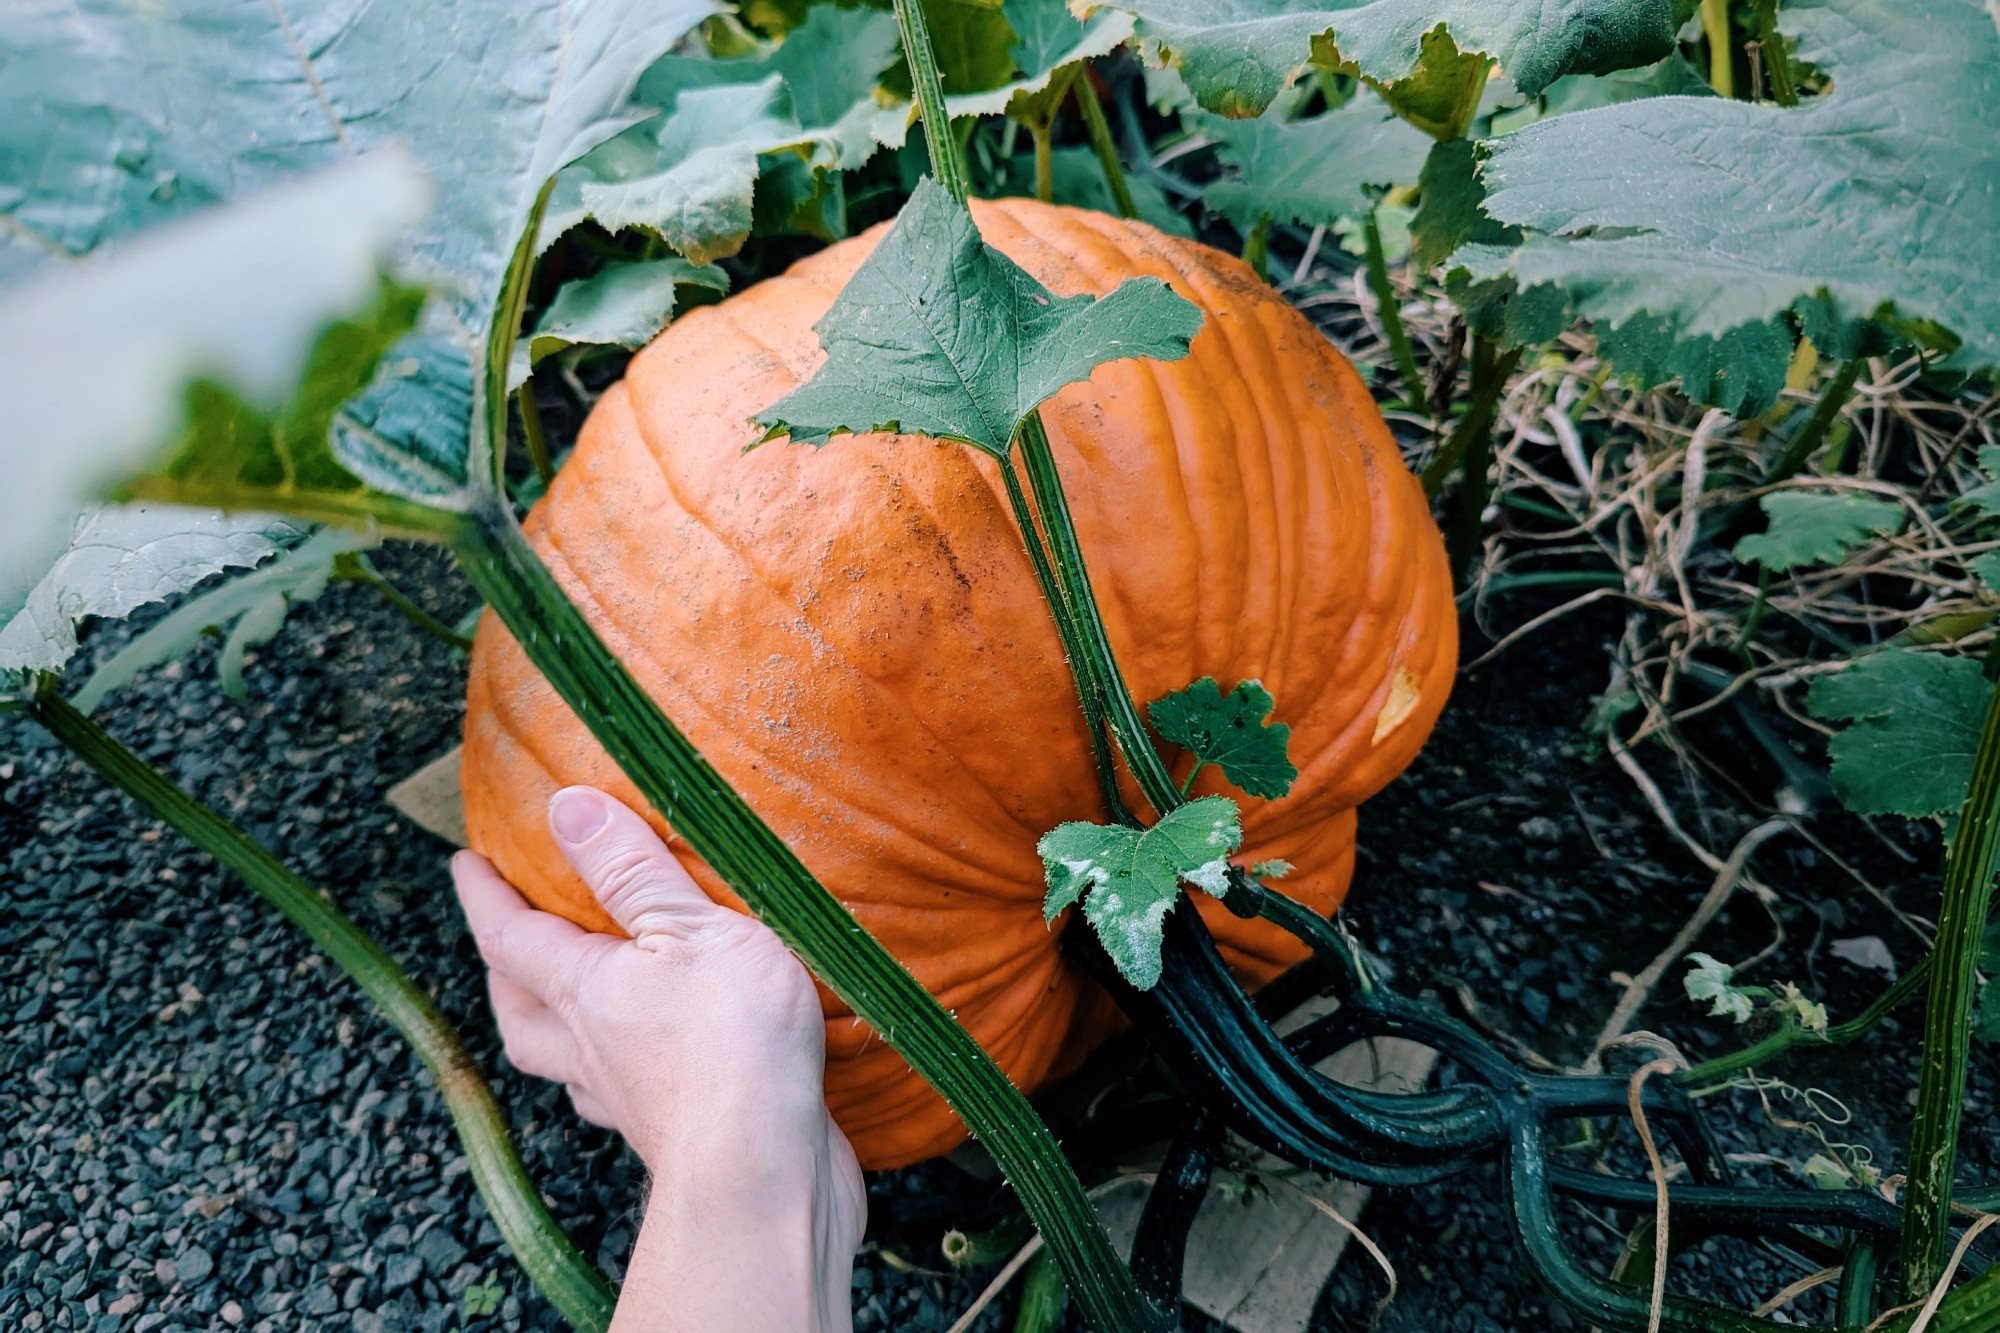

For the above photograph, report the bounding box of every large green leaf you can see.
[1083,0,1681,119]
[1807,649,1989,820]
[1038,795,1243,988]
[1200,90,1430,232]
[1473,0,2000,385]
[756,178,1203,457]
[0,155,426,651]
[5,0,720,508]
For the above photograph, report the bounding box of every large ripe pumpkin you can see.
[461,198,1455,1169]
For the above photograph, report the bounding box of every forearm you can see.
[612,1129,857,1333]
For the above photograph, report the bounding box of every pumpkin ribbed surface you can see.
[460,198,1456,1169]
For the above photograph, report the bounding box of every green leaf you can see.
[1000,149,1197,237]
[1474,0,2000,384]
[542,76,803,266]
[1683,952,1756,1024]
[755,178,1204,457]
[1199,90,1430,233]
[0,507,306,678]
[1088,0,1680,119]
[1149,678,1298,799]
[1038,796,1244,989]
[7,0,720,510]
[872,0,1135,146]
[1732,492,1902,572]
[1807,650,1990,819]
[1972,552,2000,595]
[1409,137,1517,271]
[73,527,373,711]
[527,259,730,366]
[0,156,427,640]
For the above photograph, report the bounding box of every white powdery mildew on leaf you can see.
[1181,857,1232,897]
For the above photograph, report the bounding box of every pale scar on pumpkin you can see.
[1371,666,1423,744]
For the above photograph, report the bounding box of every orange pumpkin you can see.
[460,198,1456,1169]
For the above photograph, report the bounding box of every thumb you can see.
[547,786,718,942]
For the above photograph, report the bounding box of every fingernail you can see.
[549,788,610,846]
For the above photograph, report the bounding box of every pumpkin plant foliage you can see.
[755,177,1204,455]
[1808,650,1989,821]
[1198,89,1431,234]
[1452,0,2000,407]
[1083,0,1684,120]
[1731,492,1902,573]
[1039,796,1244,989]
[1149,678,1297,799]
[0,155,427,680]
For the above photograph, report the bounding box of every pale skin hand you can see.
[452,786,866,1333]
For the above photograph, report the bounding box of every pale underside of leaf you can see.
[0,506,307,676]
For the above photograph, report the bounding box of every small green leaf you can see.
[1250,859,1294,881]
[1732,492,1902,572]
[1149,678,1297,799]
[1772,983,1828,1035]
[1807,650,1990,819]
[1798,1153,1855,1191]
[1038,796,1244,989]
[1683,952,1756,1024]
[527,259,730,365]
[756,178,1204,457]
[1199,91,1430,234]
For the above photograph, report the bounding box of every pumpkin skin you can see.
[460,198,1456,1170]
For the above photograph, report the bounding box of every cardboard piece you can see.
[385,745,467,847]
[1099,1004,1437,1333]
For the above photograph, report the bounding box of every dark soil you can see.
[3,544,1991,1331]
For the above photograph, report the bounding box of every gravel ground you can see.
[4,543,1993,1331]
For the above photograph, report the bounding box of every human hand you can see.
[452,786,865,1332]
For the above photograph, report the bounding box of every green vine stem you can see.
[1676,953,1930,1087]
[331,551,476,650]
[1900,677,2000,1298]
[1242,215,1271,278]
[893,0,970,205]
[1362,206,1424,406]
[1071,69,1137,220]
[1013,1249,1071,1333]
[1701,0,1736,98]
[26,685,618,1331]
[1762,358,1862,485]
[1015,412,1185,816]
[448,497,1165,1332]
[519,381,556,488]
[1751,0,1798,105]
[1420,337,1524,501]
[999,452,1133,821]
